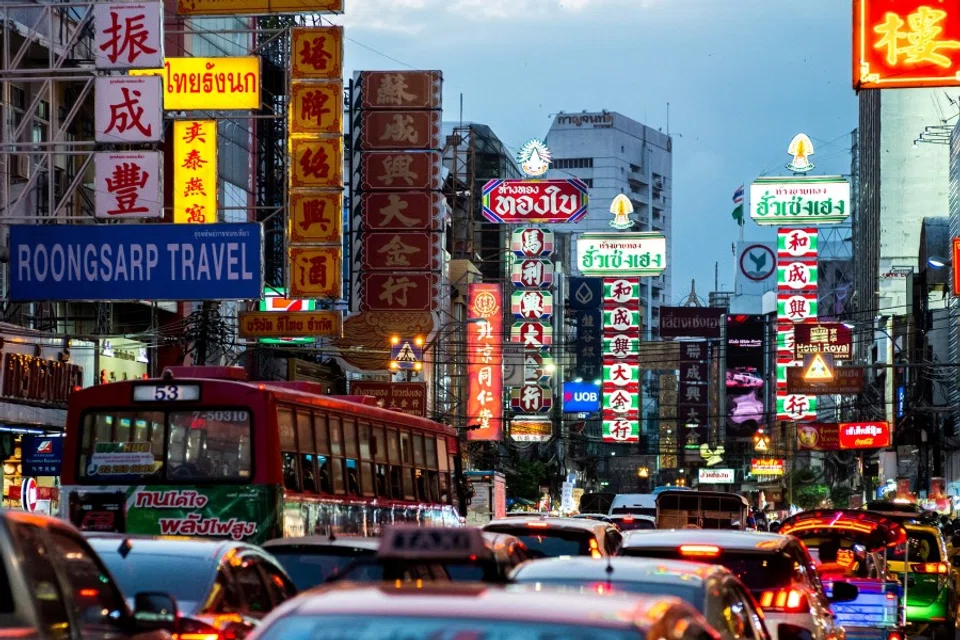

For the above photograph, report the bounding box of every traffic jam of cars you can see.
[7,489,960,640]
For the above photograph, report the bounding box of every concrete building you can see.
[544,110,673,336]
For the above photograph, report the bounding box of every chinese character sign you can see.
[289,247,343,299]
[94,152,162,219]
[602,278,640,444]
[173,120,217,224]
[855,0,960,89]
[777,227,818,422]
[292,27,343,80]
[289,192,343,244]
[94,2,163,70]
[95,77,163,143]
[290,81,343,135]
[467,284,504,441]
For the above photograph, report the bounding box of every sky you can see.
[330,0,858,302]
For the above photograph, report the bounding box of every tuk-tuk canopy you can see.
[780,509,907,551]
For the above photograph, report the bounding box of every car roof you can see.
[262,535,381,551]
[85,533,246,562]
[622,529,791,551]
[512,556,727,589]
[1,508,81,532]
[484,517,609,535]
[279,583,694,630]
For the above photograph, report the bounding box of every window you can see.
[233,556,271,615]
[315,413,330,455]
[11,524,71,640]
[316,455,332,493]
[437,438,448,472]
[202,570,243,614]
[343,419,358,458]
[260,558,297,607]
[359,423,372,460]
[331,458,345,493]
[48,529,128,635]
[360,462,375,498]
[79,411,164,481]
[412,434,425,467]
[387,429,400,463]
[168,411,251,480]
[373,426,387,463]
[345,459,361,496]
[330,417,343,456]
[298,412,317,492]
[400,431,412,465]
[552,157,594,169]
[425,437,438,469]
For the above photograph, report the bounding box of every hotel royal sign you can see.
[854,0,960,89]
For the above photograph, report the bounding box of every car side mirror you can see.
[778,623,814,640]
[828,581,859,603]
[133,591,178,632]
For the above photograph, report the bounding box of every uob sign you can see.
[563,381,601,412]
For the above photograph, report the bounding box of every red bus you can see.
[60,366,462,543]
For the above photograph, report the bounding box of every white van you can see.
[608,493,656,517]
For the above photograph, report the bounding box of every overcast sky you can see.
[331,0,857,300]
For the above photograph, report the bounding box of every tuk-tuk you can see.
[780,509,906,640]
[655,490,749,530]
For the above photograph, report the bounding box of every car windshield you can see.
[512,578,703,612]
[269,548,377,590]
[484,527,593,558]
[620,548,795,591]
[262,615,641,639]
[92,549,213,612]
[890,532,941,562]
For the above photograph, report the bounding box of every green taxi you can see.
[886,522,956,638]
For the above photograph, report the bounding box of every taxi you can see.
[483,515,622,557]
[509,556,809,640]
[329,526,531,584]
[246,583,722,640]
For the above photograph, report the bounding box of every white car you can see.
[618,530,856,640]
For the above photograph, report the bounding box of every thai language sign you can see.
[173,120,217,224]
[786,364,864,395]
[578,233,666,276]
[659,307,723,339]
[130,57,261,110]
[750,177,850,225]
[797,421,890,450]
[751,458,785,476]
[467,284,504,441]
[699,468,735,484]
[9,223,262,301]
[854,0,960,89]
[350,382,427,417]
[481,179,589,224]
[238,311,342,339]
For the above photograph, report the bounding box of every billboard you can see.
[562,381,601,413]
[481,179,589,224]
[238,311,342,339]
[854,0,960,89]
[659,307,723,339]
[466,284,504,441]
[130,57,261,110]
[509,416,553,443]
[699,468,735,484]
[578,233,666,276]
[173,120,217,224]
[602,278,641,443]
[725,314,766,439]
[839,422,891,449]
[750,177,850,225]
[751,458,785,476]
[9,223,262,301]
[794,323,852,360]
[350,382,427,417]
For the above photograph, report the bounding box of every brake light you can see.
[679,544,720,558]
[527,521,549,528]
[622,516,634,522]
[175,635,219,640]
[910,562,948,574]
[759,588,810,613]
[589,538,602,559]
[78,588,99,598]
[888,632,903,640]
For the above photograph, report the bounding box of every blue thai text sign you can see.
[9,223,263,301]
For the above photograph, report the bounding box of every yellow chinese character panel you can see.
[289,190,343,244]
[289,136,343,189]
[290,80,343,135]
[173,120,218,224]
[291,27,343,80]
[289,246,342,299]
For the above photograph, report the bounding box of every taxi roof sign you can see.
[378,526,491,562]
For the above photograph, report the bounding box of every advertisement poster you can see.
[726,315,766,439]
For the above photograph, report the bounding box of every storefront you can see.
[98,338,149,383]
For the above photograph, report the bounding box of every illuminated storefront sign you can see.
[751,458,785,476]
[509,416,553,443]
[173,120,217,224]
[481,179,589,224]
[466,284,503,441]
[794,323,852,360]
[238,311,342,339]
[777,227,818,422]
[578,233,667,277]
[854,0,960,89]
[839,422,891,449]
[602,278,640,444]
[699,468,735,484]
[750,177,850,225]
[130,57,260,110]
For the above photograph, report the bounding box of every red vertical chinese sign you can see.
[602,278,641,443]
[467,284,503,441]
[776,227,818,422]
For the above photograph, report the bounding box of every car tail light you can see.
[526,521,549,528]
[888,632,903,640]
[622,516,634,523]
[910,562,948,574]
[678,544,720,558]
[758,588,810,614]
[174,616,238,640]
[589,538,602,559]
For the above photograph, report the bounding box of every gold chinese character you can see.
[874,7,960,68]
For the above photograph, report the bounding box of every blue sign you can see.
[575,309,602,380]
[21,435,63,477]
[9,223,262,301]
[390,339,423,370]
[563,381,601,413]
[568,277,602,310]
[896,386,906,419]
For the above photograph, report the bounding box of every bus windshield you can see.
[78,409,253,483]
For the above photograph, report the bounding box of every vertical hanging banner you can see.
[354,70,444,313]
[95,77,163,144]
[678,340,708,458]
[288,26,345,301]
[467,284,504,441]
[726,314,767,440]
[569,277,603,382]
[602,278,641,443]
[173,120,218,224]
[777,228,819,422]
[94,2,164,70]
[94,152,163,219]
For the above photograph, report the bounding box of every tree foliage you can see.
[505,459,547,503]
